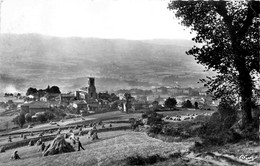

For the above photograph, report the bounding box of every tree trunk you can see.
[236,55,253,128]
[231,33,253,128]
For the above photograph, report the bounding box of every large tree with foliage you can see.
[168,1,259,128]
[12,113,26,128]
[164,97,177,109]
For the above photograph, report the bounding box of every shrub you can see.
[13,113,26,128]
[124,154,166,165]
[196,103,239,145]
[37,114,47,123]
[148,124,163,134]
[45,111,55,120]
[142,111,163,125]
[25,113,32,123]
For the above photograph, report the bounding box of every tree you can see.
[49,86,61,94]
[182,100,193,108]
[194,102,199,109]
[37,114,47,123]
[25,113,32,123]
[45,111,55,120]
[152,101,159,111]
[164,97,177,110]
[26,87,38,96]
[168,1,259,128]
[17,113,25,128]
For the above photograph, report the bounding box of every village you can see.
[0,77,220,126]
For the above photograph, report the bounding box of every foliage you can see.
[164,97,177,109]
[218,99,237,122]
[47,86,61,94]
[25,113,32,123]
[26,86,61,96]
[109,101,119,111]
[37,114,47,123]
[168,1,260,127]
[13,113,26,128]
[182,100,193,108]
[44,111,55,120]
[196,108,239,145]
[141,111,163,125]
[124,154,166,165]
[26,87,38,96]
[194,102,198,109]
[50,107,67,118]
[18,113,26,128]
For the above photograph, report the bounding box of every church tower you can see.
[88,77,97,99]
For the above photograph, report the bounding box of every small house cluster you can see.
[20,77,111,116]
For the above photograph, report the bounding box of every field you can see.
[0,109,258,166]
[157,108,215,117]
[0,131,194,166]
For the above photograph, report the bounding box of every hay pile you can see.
[43,135,75,156]
[0,146,6,153]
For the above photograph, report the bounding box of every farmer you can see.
[39,142,45,152]
[76,137,85,151]
[92,131,99,140]
[78,131,83,136]
[10,151,20,160]
[28,140,34,146]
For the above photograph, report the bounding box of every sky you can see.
[0,0,194,40]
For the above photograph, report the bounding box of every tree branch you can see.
[213,1,234,35]
[237,1,260,37]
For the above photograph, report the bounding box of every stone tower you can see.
[88,77,97,99]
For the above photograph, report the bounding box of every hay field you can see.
[0,131,193,166]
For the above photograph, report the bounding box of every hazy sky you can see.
[1,0,193,40]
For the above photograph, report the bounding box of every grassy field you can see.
[0,131,193,166]
[0,116,17,130]
[157,108,215,117]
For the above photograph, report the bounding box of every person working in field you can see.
[10,151,20,160]
[76,137,85,151]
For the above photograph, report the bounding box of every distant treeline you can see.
[26,85,61,96]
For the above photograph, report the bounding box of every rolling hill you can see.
[0,34,212,93]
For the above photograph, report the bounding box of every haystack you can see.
[0,146,6,153]
[43,134,75,156]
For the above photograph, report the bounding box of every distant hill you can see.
[0,34,212,93]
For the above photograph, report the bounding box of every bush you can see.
[148,124,163,134]
[37,114,47,123]
[45,111,55,120]
[12,113,26,128]
[25,113,32,123]
[142,111,163,125]
[124,154,166,165]
[198,101,239,145]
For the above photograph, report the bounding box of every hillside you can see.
[0,34,212,93]
[0,131,193,166]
